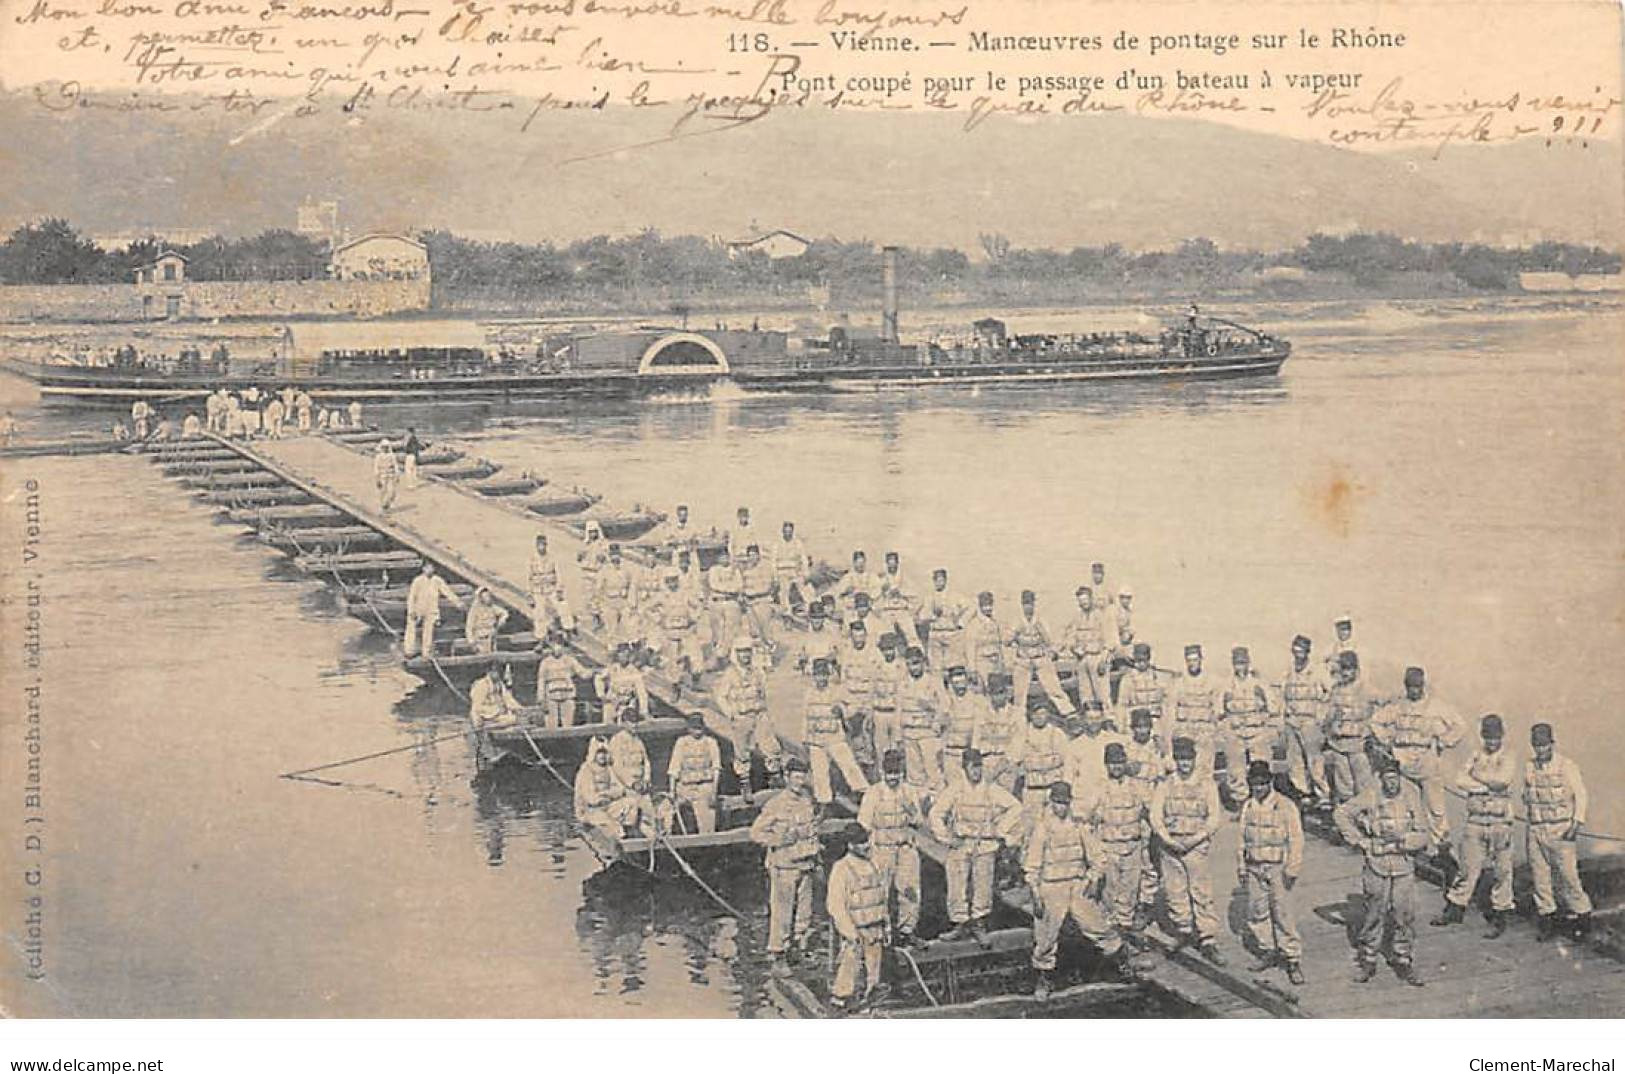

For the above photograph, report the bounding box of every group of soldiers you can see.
[458,505,1599,1011]
[112,391,365,444]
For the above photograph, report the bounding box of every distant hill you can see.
[0,91,1618,251]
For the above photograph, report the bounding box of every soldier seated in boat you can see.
[595,642,650,724]
[463,587,509,654]
[468,663,520,771]
[574,745,625,835]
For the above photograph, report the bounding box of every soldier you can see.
[1086,742,1152,944]
[717,638,779,799]
[532,636,589,729]
[468,663,519,771]
[1223,645,1280,784]
[1008,590,1076,718]
[836,550,883,626]
[794,598,843,680]
[839,618,883,767]
[1063,702,1123,808]
[705,547,744,662]
[1371,666,1464,860]
[1123,706,1171,919]
[595,642,649,722]
[924,568,971,672]
[877,551,923,651]
[403,563,464,659]
[972,672,1025,794]
[1026,781,1146,1000]
[576,522,608,629]
[965,590,1008,689]
[1336,753,1429,986]
[1323,650,1375,809]
[1523,722,1593,940]
[1168,643,1242,803]
[1237,760,1306,985]
[930,749,1022,946]
[804,658,869,805]
[1151,737,1227,964]
[862,630,905,762]
[1061,585,1112,708]
[651,570,705,689]
[737,544,778,653]
[825,824,891,1014]
[749,758,821,975]
[527,534,575,637]
[896,646,948,793]
[463,587,508,654]
[1325,614,1356,671]
[595,544,638,645]
[726,505,756,561]
[1016,701,1071,828]
[858,749,926,946]
[1118,642,1169,727]
[1434,714,1516,936]
[1277,634,1331,807]
[605,708,652,790]
[573,745,625,835]
[941,665,989,782]
[666,714,723,834]
[770,520,813,611]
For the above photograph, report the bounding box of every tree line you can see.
[1,218,1618,299]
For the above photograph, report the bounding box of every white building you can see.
[329,234,430,281]
[725,229,812,260]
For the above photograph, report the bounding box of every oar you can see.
[280,727,471,781]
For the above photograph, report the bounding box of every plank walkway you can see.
[205,432,1623,1018]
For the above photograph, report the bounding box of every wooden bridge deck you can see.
[203,432,1622,1019]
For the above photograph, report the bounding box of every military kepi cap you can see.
[1103,742,1127,762]
[1049,782,1073,803]
[1480,713,1504,736]
[962,747,985,766]
[1171,736,1197,759]
[1246,760,1274,783]
[1404,666,1425,685]
[1531,722,1554,744]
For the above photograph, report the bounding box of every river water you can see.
[2,296,1620,1017]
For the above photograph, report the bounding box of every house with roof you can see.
[725,228,812,260]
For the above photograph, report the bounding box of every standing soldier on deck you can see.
[896,646,949,794]
[1336,753,1429,986]
[1123,707,1170,916]
[534,635,591,730]
[347,399,363,429]
[595,543,638,645]
[294,389,313,433]
[965,590,1007,690]
[1277,634,1331,808]
[835,550,882,627]
[1009,590,1076,718]
[877,552,923,651]
[719,638,779,799]
[750,757,821,975]
[1371,666,1464,868]
[794,598,843,680]
[1223,646,1281,781]
[839,619,882,766]
[1169,643,1241,804]
[973,672,1025,794]
[1086,741,1153,943]
[1523,722,1593,940]
[373,440,400,513]
[1325,614,1356,674]
[930,748,1022,946]
[804,658,870,805]
[825,823,891,1014]
[941,665,989,783]
[1237,760,1306,985]
[771,520,812,612]
[726,505,757,561]
[463,587,508,654]
[925,568,970,672]
[1016,701,1071,835]
[264,395,286,439]
[528,534,575,638]
[403,563,465,659]
[1323,650,1375,810]
[1152,737,1227,964]
[1062,585,1112,708]
[868,632,905,762]
[667,714,723,834]
[652,570,706,689]
[705,547,743,662]
[1118,643,1169,728]
[859,749,925,948]
[1434,714,1516,936]
[738,544,778,654]
[576,522,608,630]
[1025,782,1146,1000]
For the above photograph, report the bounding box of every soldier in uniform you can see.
[1336,753,1429,986]
[929,749,1022,946]
[825,824,891,1014]
[858,750,926,947]
[804,658,870,805]
[1523,722,1593,940]
[1237,760,1306,985]
[1151,737,1227,964]
[1322,650,1375,810]
[749,758,821,975]
[1277,634,1331,807]
[1433,714,1517,937]
[666,714,724,834]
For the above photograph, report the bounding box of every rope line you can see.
[896,945,942,1008]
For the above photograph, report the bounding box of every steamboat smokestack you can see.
[881,245,899,344]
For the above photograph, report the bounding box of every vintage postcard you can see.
[0,0,1621,1029]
